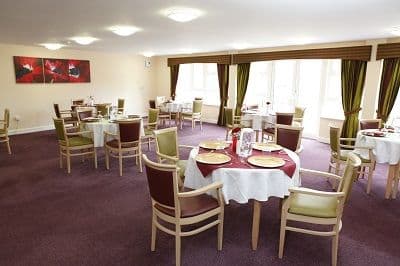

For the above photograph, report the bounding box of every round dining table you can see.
[184,145,301,250]
[355,130,400,199]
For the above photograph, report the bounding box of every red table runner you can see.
[196,145,296,178]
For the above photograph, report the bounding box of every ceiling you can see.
[1,0,400,56]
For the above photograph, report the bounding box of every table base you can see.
[251,200,261,250]
[385,163,399,199]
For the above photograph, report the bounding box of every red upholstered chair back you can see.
[78,110,93,121]
[359,119,381,130]
[143,154,176,208]
[118,120,141,143]
[276,125,302,152]
[276,113,294,125]
[149,100,156,109]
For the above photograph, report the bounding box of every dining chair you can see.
[142,108,159,150]
[279,152,361,266]
[153,127,194,188]
[72,99,85,105]
[149,100,156,109]
[104,119,142,176]
[328,126,376,194]
[142,154,224,266]
[274,124,303,153]
[117,98,125,114]
[77,110,93,124]
[53,103,79,126]
[293,106,306,127]
[149,99,170,126]
[180,99,203,130]
[359,119,382,130]
[95,104,110,118]
[53,118,97,174]
[224,107,252,140]
[262,112,294,141]
[0,108,11,154]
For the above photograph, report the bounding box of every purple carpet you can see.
[0,123,399,265]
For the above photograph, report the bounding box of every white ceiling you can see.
[1,0,400,56]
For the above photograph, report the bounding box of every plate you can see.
[82,117,100,122]
[247,155,285,168]
[195,153,231,164]
[199,140,229,150]
[253,143,282,152]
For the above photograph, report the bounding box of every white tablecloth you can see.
[242,111,276,131]
[355,130,400,165]
[184,148,301,204]
[160,102,192,113]
[82,119,144,147]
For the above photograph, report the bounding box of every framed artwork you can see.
[13,56,44,83]
[68,60,91,82]
[43,58,69,83]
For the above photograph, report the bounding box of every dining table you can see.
[241,110,276,141]
[184,141,301,250]
[159,101,192,127]
[355,129,400,199]
[80,117,145,147]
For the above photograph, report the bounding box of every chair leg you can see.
[278,212,287,258]
[93,148,98,169]
[200,119,202,130]
[105,148,110,170]
[217,211,224,251]
[366,167,373,194]
[66,151,71,174]
[59,148,63,168]
[151,212,157,251]
[175,224,181,266]
[138,152,143,173]
[332,234,339,266]
[6,140,11,154]
[119,152,123,177]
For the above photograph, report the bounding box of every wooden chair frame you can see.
[293,106,306,127]
[274,124,303,153]
[279,153,361,266]
[359,118,382,130]
[262,112,294,141]
[142,154,224,266]
[104,120,142,176]
[180,100,203,130]
[328,126,376,194]
[54,103,78,126]
[224,107,252,140]
[142,108,159,150]
[54,118,97,174]
[0,108,11,154]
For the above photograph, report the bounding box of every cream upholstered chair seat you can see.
[288,191,338,218]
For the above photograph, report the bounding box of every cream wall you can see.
[152,38,399,142]
[0,43,156,134]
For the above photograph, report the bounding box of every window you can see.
[389,94,400,125]
[175,63,220,105]
[245,59,343,138]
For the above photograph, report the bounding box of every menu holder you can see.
[247,155,285,168]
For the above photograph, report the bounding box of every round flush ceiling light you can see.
[109,25,141,36]
[142,52,155,57]
[41,43,65,50]
[389,26,400,36]
[165,7,202,22]
[71,36,98,45]
[230,43,252,50]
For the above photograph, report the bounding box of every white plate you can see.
[247,155,285,168]
[199,140,229,150]
[252,143,282,152]
[195,153,231,164]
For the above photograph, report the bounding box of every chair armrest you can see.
[178,181,223,198]
[178,144,196,149]
[60,109,73,113]
[144,122,157,127]
[299,168,342,181]
[156,151,179,163]
[104,131,118,138]
[288,187,345,198]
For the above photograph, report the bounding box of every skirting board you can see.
[8,125,54,136]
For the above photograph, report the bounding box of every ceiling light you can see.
[165,7,202,22]
[142,52,155,57]
[288,38,314,45]
[230,43,252,50]
[41,43,65,50]
[389,26,400,36]
[179,48,198,54]
[109,25,140,36]
[71,36,98,45]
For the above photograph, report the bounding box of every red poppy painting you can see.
[68,60,91,82]
[13,56,44,83]
[43,58,69,83]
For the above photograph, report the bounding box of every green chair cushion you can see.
[144,128,154,136]
[288,193,338,218]
[177,160,187,178]
[68,136,94,147]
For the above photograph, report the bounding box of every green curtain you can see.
[376,58,400,123]
[340,59,367,138]
[170,65,180,100]
[235,63,251,116]
[217,64,230,125]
